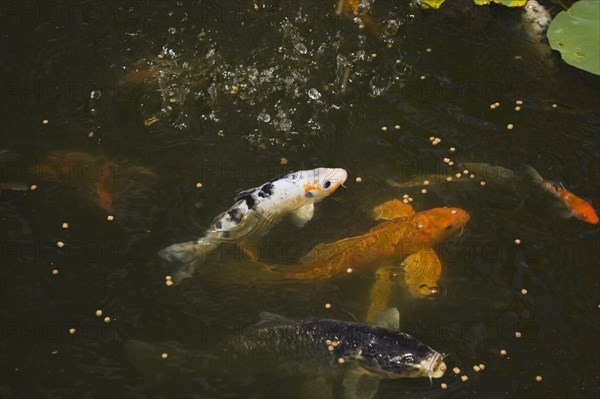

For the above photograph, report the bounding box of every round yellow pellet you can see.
[107,215,114,221]
[325,303,331,309]
[95,309,103,317]
[69,328,76,335]
[161,353,168,359]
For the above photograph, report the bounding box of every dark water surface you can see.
[1,1,599,398]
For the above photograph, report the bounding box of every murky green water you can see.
[1,1,599,398]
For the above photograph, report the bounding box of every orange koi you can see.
[525,166,598,224]
[262,203,470,281]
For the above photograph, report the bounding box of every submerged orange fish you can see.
[261,201,470,285]
[526,166,598,224]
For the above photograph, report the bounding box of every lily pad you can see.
[547,0,600,75]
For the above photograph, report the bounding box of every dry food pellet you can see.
[441,383,448,389]
[338,357,345,364]
[521,288,528,295]
[514,239,521,245]
[325,303,331,309]
[355,177,362,183]
[443,158,450,163]
[449,147,456,152]
[421,189,427,194]
[479,363,485,370]
[461,375,469,382]
[423,180,430,185]
[62,223,69,229]
[42,119,49,124]
[69,328,76,335]
[507,124,514,130]
[473,365,481,372]
[56,241,65,248]
[535,375,542,382]
[161,353,168,359]
[328,345,334,351]
[448,161,454,166]
[346,268,353,274]
[394,125,401,130]
[95,309,103,317]
[420,75,426,80]
[104,317,111,323]
[480,181,486,186]
[325,340,332,345]
[551,104,557,108]
[453,367,461,374]
[280,158,288,165]
[455,173,462,178]
[515,331,522,338]
[490,104,497,110]
[500,349,507,356]
[165,275,172,281]
[30,185,38,190]
[107,215,114,221]
[516,100,523,105]
[403,194,409,199]
[196,182,203,188]
[371,53,377,58]
[515,106,521,111]
[429,136,435,141]
[88,131,95,138]
[51,268,59,275]
[381,126,388,132]
[426,48,432,53]
[165,280,174,286]
[446,177,453,181]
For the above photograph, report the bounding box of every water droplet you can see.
[308,88,321,100]
[258,112,271,123]
[90,90,101,100]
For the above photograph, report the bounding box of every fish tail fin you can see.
[159,239,217,264]
[522,164,545,185]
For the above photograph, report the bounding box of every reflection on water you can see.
[1,0,599,398]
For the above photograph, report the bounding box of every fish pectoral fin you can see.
[343,369,381,399]
[401,248,442,298]
[238,241,260,262]
[372,199,415,221]
[301,375,334,399]
[368,307,400,331]
[290,203,315,228]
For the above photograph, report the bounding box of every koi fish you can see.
[525,165,598,224]
[125,308,446,399]
[159,168,348,281]
[260,200,470,286]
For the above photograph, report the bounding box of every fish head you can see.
[283,168,347,202]
[356,329,447,380]
[572,202,599,224]
[412,207,470,245]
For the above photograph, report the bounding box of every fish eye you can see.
[323,180,331,189]
[445,225,453,230]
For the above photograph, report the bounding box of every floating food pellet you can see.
[62,223,69,229]
[165,275,172,281]
[480,181,486,186]
[507,124,514,130]
[443,158,450,163]
[394,125,401,130]
[446,177,453,181]
[494,102,500,107]
[423,180,430,185]
[165,280,174,287]
[461,375,469,382]
[473,365,481,372]
[88,131,94,138]
[42,119,49,125]
[161,353,168,359]
[104,316,111,323]
[500,349,507,356]
[358,23,365,30]
[95,309,103,317]
[69,328,76,335]
[535,375,542,382]
[521,288,528,295]
[325,339,332,345]
[403,194,409,199]
[453,367,461,374]
[421,189,427,194]
[332,341,339,347]
[514,239,521,245]
[217,129,225,137]
[490,104,497,110]
[229,85,239,94]
[56,241,65,248]
[371,53,377,58]
[420,75,426,80]
[30,184,38,191]
[346,268,353,274]
[51,269,59,275]
[354,177,363,184]
[107,215,114,221]
[515,331,522,338]
[515,106,521,111]
[325,303,331,309]
[516,100,523,105]
[426,48,432,53]
[441,383,448,390]
[451,210,457,215]
[381,126,388,132]
[280,158,288,165]
[463,170,469,174]
[337,357,345,364]
[402,199,409,204]
[196,182,203,188]
[429,136,435,141]
[448,161,454,166]
[455,173,462,178]
[479,363,486,370]
[395,59,401,64]
[328,345,334,351]
[168,98,177,104]
[551,104,557,108]
[449,147,456,152]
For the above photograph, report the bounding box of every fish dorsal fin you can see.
[290,203,315,228]
[257,311,298,327]
[401,248,443,298]
[343,369,381,399]
[368,308,400,330]
[234,187,257,202]
[372,200,415,221]
[299,236,368,264]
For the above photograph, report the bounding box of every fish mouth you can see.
[423,352,447,380]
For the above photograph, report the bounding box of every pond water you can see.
[1,1,599,398]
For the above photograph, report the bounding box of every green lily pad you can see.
[547,0,600,75]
